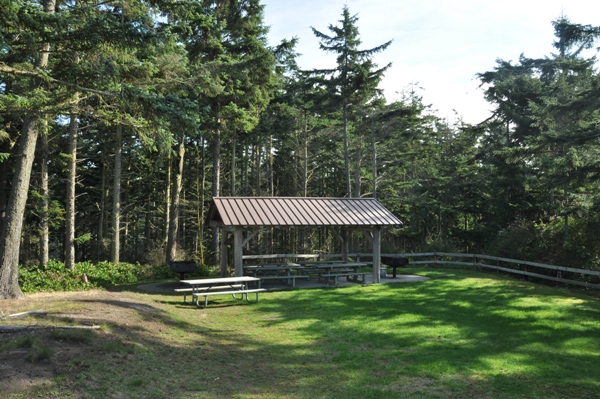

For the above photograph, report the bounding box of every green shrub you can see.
[19,260,91,293]
[19,259,177,293]
[76,260,171,286]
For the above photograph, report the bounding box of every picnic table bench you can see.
[180,277,265,308]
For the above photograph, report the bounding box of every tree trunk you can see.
[0,118,39,299]
[197,137,206,264]
[0,0,55,299]
[65,112,78,271]
[167,133,185,263]
[269,134,274,195]
[353,135,362,198]
[256,144,261,196]
[303,113,309,197]
[231,134,236,195]
[211,124,221,262]
[343,102,351,197]
[38,121,49,269]
[97,158,107,261]
[243,143,249,195]
[0,141,9,225]
[110,124,123,263]
[564,189,569,244]
[144,190,153,252]
[371,119,377,199]
[122,157,131,260]
[164,150,172,247]
[132,213,138,262]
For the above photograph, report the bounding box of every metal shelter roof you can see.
[208,197,403,228]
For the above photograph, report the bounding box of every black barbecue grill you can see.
[380,256,409,278]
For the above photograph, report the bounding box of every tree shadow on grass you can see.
[251,268,600,398]
[45,295,306,399]
[12,270,600,399]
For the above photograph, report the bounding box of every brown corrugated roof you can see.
[208,197,403,227]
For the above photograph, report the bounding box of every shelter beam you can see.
[242,228,261,247]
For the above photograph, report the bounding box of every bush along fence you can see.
[243,253,600,290]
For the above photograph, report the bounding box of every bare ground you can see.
[0,289,166,396]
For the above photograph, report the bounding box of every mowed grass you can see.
[6,268,600,399]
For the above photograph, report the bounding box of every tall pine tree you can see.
[307,5,391,197]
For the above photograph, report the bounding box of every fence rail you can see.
[242,252,600,290]
[367,252,600,290]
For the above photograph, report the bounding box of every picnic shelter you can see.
[207,197,403,283]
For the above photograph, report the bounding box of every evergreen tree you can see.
[477,17,600,264]
[306,5,391,197]
[170,0,275,262]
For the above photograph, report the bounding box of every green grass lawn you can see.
[5,268,600,398]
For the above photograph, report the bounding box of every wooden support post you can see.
[233,228,244,277]
[372,229,381,284]
[220,229,228,277]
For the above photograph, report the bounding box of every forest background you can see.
[2,0,600,298]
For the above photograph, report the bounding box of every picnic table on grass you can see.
[177,276,264,308]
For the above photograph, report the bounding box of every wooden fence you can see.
[243,252,600,290]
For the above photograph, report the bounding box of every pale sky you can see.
[262,0,600,124]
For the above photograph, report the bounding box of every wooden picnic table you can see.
[308,262,367,273]
[243,264,308,287]
[243,263,302,273]
[303,262,369,285]
[180,276,264,308]
[299,260,345,266]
